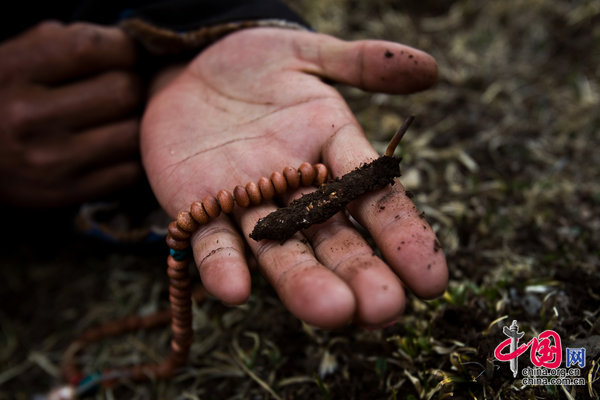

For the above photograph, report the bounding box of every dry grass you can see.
[2,0,599,399]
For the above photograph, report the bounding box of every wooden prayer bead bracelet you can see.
[59,117,414,395]
[60,161,331,387]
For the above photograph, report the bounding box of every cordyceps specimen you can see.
[57,117,414,397]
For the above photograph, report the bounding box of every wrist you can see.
[121,18,308,56]
[118,0,309,56]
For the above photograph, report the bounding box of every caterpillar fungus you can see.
[251,116,414,241]
[59,116,414,394]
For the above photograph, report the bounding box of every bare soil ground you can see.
[1,0,599,399]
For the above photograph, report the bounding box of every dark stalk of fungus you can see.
[250,116,415,242]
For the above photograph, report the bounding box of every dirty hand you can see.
[142,28,448,329]
[0,22,143,207]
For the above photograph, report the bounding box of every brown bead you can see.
[299,162,316,187]
[202,195,221,219]
[169,278,191,290]
[139,311,171,328]
[167,289,189,303]
[171,316,192,329]
[171,338,192,355]
[176,211,198,233]
[168,221,191,241]
[167,255,190,271]
[170,308,190,320]
[167,266,189,280]
[169,293,190,306]
[270,171,287,195]
[245,181,262,205]
[216,189,234,213]
[171,327,191,339]
[258,177,275,201]
[171,303,192,315]
[314,163,328,186]
[283,166,300,189]
[172,290,191,303]
[172,332,194,347]
[170,309,192,322]
[169,301,191,314]
[190,201,209,225]
[170,307,191,320]
[169,298,189,310]
[171,314,192,326]
[169,285,191,299]
[172,342,193,355]
[233,185,250,207]
[171,322,191,336]
[166,235,189,251]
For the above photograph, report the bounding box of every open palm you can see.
[142,28,447,329]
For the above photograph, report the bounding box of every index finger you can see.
[7,21,138,84]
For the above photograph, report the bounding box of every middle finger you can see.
[301,211,406,328]
[236,203,356,329]
[280,184,406,328]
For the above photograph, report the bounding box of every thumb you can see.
[299,33,438,94]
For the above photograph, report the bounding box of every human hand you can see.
[142,28,448,329]
[0,21,144,207]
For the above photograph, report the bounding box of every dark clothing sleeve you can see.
[78,0,306,32]
[78,0,309,55]
[1,0,308,54]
